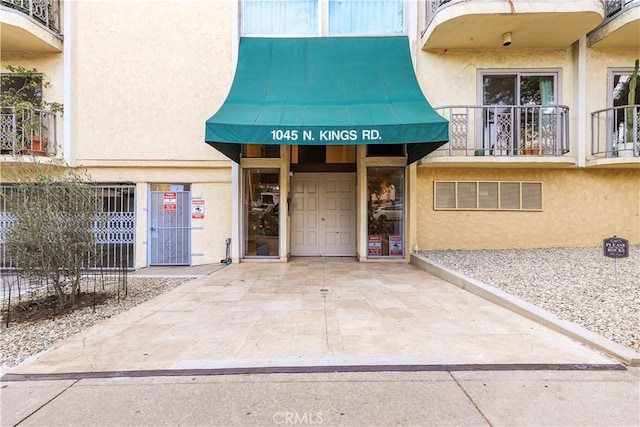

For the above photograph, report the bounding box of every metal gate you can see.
[1,184,136,270]
[149,187,191,265]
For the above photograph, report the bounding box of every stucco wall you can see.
[416,167,640,250]
[67,0,235,266]
[71,0,234,164]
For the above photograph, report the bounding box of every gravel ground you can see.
[418,246,640,351]
[0,277,188,371]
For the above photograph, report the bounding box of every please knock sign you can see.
[603,236,629,259]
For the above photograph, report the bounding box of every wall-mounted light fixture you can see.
[502,32,512,47]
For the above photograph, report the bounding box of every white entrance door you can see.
[291,173,356,256]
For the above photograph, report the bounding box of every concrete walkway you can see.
[3,257,639,426]
[2,257,622,376]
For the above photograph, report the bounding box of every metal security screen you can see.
[90,185,136,269]
[1,184,136,269]
[149,189,191,265]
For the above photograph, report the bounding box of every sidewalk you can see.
[3,370,639,426]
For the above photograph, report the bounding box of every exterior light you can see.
[502,32,512,47]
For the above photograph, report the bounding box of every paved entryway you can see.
[6,257,618,376]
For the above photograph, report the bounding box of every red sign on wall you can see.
[163,192,177,212]
[192,199,205,219]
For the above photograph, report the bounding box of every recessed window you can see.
[435,181,542,211]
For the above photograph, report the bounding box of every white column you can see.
[576,35,587,168]
[62,0,73,164]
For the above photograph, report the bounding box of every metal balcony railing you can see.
[425,0,453,25]
[591,105,640,157]
[0,0,61,34]
[0,106,57,157]
[605,0,639,19]
[434,105,570,157]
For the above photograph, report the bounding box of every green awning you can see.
[205,36,449,164]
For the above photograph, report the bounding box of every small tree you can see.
[2,160,101,307]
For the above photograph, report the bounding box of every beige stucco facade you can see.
[2,0,639,268]
[415,168,640,250]
[68,0,235,267]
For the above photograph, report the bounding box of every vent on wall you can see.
[434,181,542,211]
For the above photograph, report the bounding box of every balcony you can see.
[0,0,62,54]
[422,0,605,51]
[588,0,640,48]
[590,105,640,166]
[422,105,572,167]
[0,106,57,157]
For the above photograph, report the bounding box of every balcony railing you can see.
[425,0,453,24]
[434,105,570,157]
[0,106,57,157]
[591,105,640,157]
[605,0,639,19]
[0,0,61,34]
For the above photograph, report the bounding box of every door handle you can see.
[150,226,157,231]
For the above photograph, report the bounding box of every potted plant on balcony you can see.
[0,65,63,156]
[617,59,638,156]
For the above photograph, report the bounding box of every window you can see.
[610,68,640,146]
[0,73,43,107]
[367,167,404,257]
[435,181,542,211]
[242,0,405,36]
[244,169,280,257]
[480,71,560,155]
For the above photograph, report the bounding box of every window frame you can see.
[241,0,408,37]
[609,67,640,108]
[477,69,562,107]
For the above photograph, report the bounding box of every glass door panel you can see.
[244,169,280,257]
[367,167,404,258]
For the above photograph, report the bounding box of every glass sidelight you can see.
[244,169,280,257]
[367,167,405,257]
